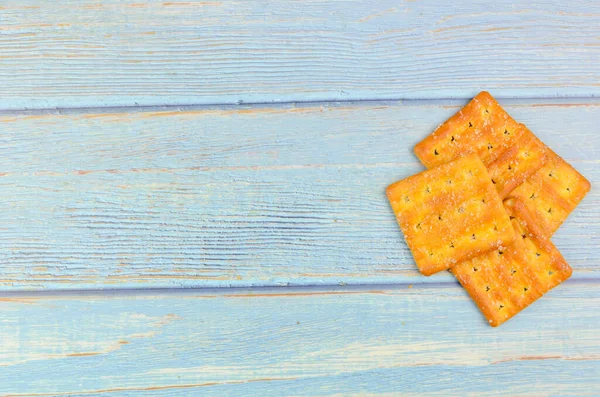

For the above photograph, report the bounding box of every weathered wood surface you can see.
[1,284,599,396]
[1,1,600,110]
[0,100,596,290]
[2,1,599,395]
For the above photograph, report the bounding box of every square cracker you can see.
[505,148,591,236]
[451,201,572,327]
[414,92,548,198]
[387,154,515,276]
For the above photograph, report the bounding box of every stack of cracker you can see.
[387,92,590,327]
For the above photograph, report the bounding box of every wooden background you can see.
[0,1,598,395]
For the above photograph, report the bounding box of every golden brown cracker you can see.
[387,154,515,276]
[487,125,548,198]
[414,91,522,168]
[506,148,591,236]
[451,202,572,327]
[414,93,548,199]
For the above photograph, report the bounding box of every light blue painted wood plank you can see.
[0,162,597,290]
[0,101,597,290]
[1,284,599,395]
[1,100,598,174]
[0,0,600,109]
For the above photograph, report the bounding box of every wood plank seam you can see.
[1,96,600,115]
[0,278,597,298]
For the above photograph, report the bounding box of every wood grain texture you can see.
[1,0,600,109]
[0,101,597,290]
[1,284,599,396]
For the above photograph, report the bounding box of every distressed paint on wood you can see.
[0,101,597,290]
[0,1,598,395]
[1,0,600,110]
[1,100,599,174]
[1,284,599,396]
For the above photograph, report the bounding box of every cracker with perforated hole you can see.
[387,154,515,276]
[414,92,548,198]
[451,201,572,327]
[505,147,591,236]
[487,125,548,198]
